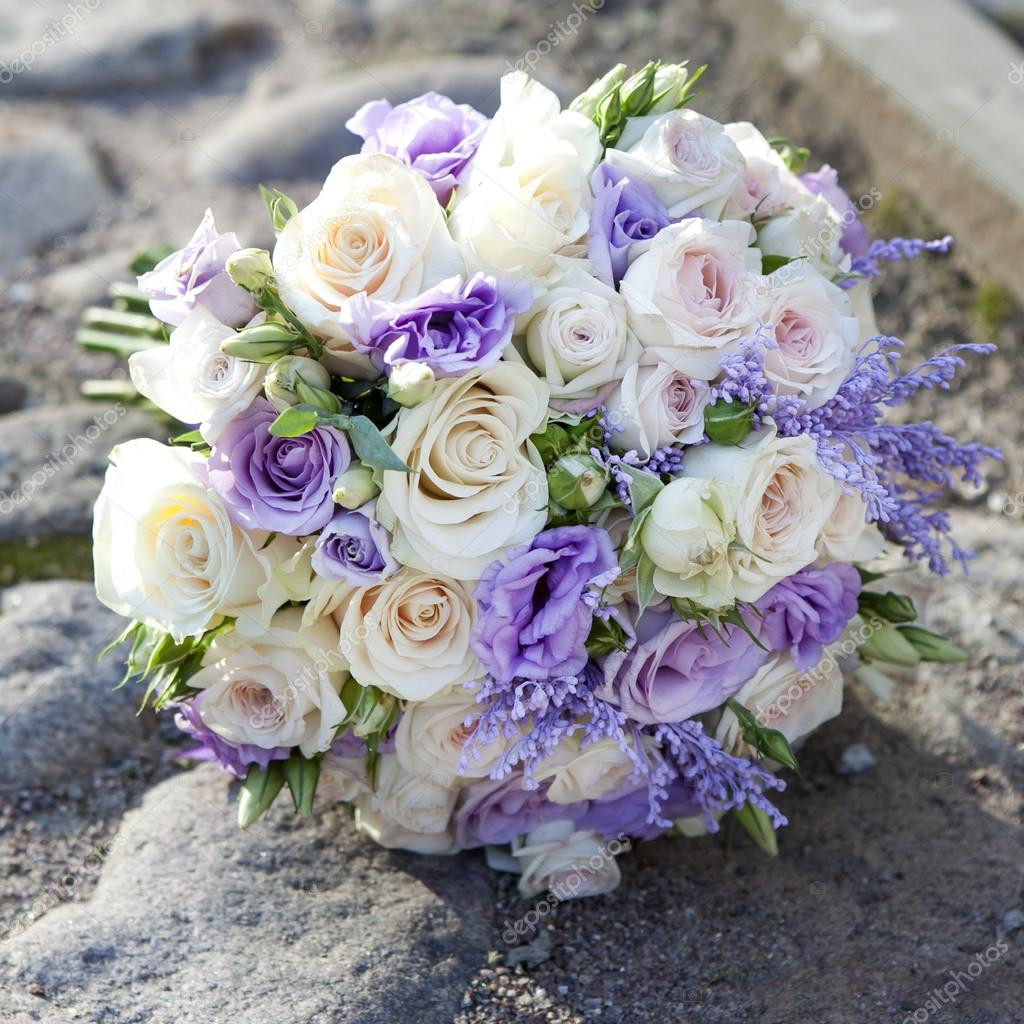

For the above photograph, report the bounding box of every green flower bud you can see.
[225,247,275,293]
[649,62,691,113]
[858,590,918,624]
[386,360,435,407]
[704,399,755,446]
[547,453,608,511]
[220,321,301,362]
[332,463,379,509]
[858,620,921,667]
[620,60,658,117]
[260,186,299,234]
[896,625,968,663]
[569,63,627,118]
[265,355,333,410]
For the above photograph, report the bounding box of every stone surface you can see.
[0,765,494,1023]
[0,379,28,417]
[0,122,111,278]
[0,581,147,792]
[190,57,512,185]
[0,0,271,96]
[43,249,136,317]
[834,741,877,776]
[0,403,163,543]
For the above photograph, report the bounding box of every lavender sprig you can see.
[849,235,954,280]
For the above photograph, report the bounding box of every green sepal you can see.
[704,400,755,446]
[269,405,319,438]
[768,136,811,174]
[585,616,630,659]
[858,590,918,624]
[259,184,299,234]
[725,699,800,773]
[238,762,286,829]
[761,253,795,275]
[283,753,321,819]
[733,802,779,857]
[635,553,658,616]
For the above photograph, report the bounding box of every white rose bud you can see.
[512,821,624,900]
[387,360,436,407]
[225,247,275,292]
[264,355,333,411]
[641,477,739,608]
[332,463,380,509]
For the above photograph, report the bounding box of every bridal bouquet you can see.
[91,61,996,900]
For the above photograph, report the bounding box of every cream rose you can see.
[534,737,641,806]
[722,121,807,220]
[757,261,859,408]
[816,488,885,564]
[272,153,463,374]
[606,108,745,218]
[511,820,623,899]
[354,753,457,851]
[394,687,506,786]
[93,439,295,642]
[714,652,844,755]
[757,192,849,278]
[376,362,549,579]
[640,477,740,607]
[684,428,837,602]
[190,607,347,756]
[128,308,266,444]
[621,219,762,379]
[511,269,640,403]
[336,569,481,701]
[606,361,712,457]
[450,72,601,290]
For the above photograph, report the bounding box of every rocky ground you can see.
[1,0,1022,1022]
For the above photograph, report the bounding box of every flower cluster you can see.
[93,61,993,900]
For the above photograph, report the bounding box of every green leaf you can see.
[726,699,800,773]
[635,553,657,616]
[171,429,205,447]
[704,400,755,446]
[345,415,411,473]
[238,762,286,829]
[896,625,968,663]
[768,136,811,174]
[259,185,299,234]
[269,405,319,438]
[733,802,779,857]
[761,253,795,275]
[585,616,630,659]
[859,590,918,624]
[616,463,664,517]
[283,754,321,819]
[130,244,176,276]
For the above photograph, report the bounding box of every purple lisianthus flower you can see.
[311,500,399,585]
[598,609,769,725]
[174,696,289,779]
[800,164,870,258]
[137,208,257,327]
[345,91,488,206]
[472,526,618,685]
[453,773,585,849]
[574,780,699,841]
[340,273,531,378]
[208,398,350,535]
[755,563,861,670]
[588,163,674,287]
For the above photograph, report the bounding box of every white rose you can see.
[848,278,879,341]
[621,219,762,379]
[757,261,859,408]
[272,153,464,375]
[640,477,739,607]
[606,108,745,218]
[394,687,506,786]
[190,607,347,757]
[318,749,371,803]
[128,308,265,444]
[534,737,640,805]
[715,652,844,754]
[450,72,601,291]
[511,270,640,403]
[816,487,885,564]
[354,753,457,851]
[336,569,481,701]
[757,192,849,278]
[684,428,837,602]
[376,362,549,580]
[606,361,712,457]
[94,439,295,642]
[511,820,623,900]
[722,122,806,220]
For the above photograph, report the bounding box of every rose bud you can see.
[265,355,339,413]
[225,247,275,293]
[332,464,379,509]
[387,360,436,407]
[220,321,301,362]
[547,454,608,511]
